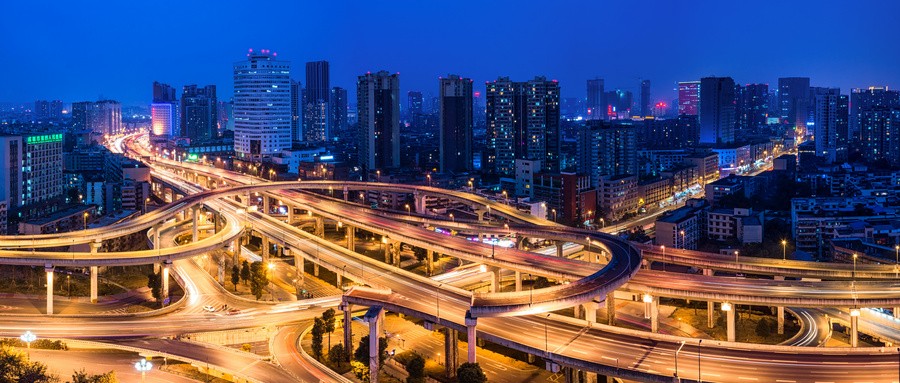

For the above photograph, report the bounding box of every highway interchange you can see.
[0,132,899,382]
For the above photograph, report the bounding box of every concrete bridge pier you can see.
[489,267,501,293]
[414,193,427,214]
[261,236,270,263]
[707,301,715,329]
[556,242,564,258]
[724,303,735,342]
[192,205,200,242]
[314,216,325,237]
[850,309,860,347]
[583,301,598,323]
[465,311,477,363]
[514,271,523,291]
[364,306,384,383]
[383,238,391,264]
[426,249,434,276]
[894,307,900,319]
[294,252,304,280]
[606,293,616,325]
[643,294,659,333]
[45,265,54,315]
[287,204,295,223]
[341,303,353,360]
[343,185,349,201]
[444,328,459,378]
[90,266,99,303]
[161,261,171,303]
[345,225,355,251]
[777,306,785,334]
[262,196,270,215]
[152,223,161,249]
[313,262,320,277]
[232,238,240,264]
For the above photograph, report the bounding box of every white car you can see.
[203,305,216,312]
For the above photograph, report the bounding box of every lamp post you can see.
[134,358,153,383]
[599,218,605,228]
[697,339,702,383]
[405,203,411,216]
[551,208,557,222]
[674,340,686,378]
[544,313,551,353]
[661,245,666,272]
[680,230,686,249]
[852,253,858,280]
[734,250,739,265]
[20,331,36,352]
[436,283,442,322]
[83,212,89,230]
[781,239,787,261]
[585,236,592,261]
[143,197,150,214]
[449,213,454,222]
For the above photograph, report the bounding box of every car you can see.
[203,305,216,312]
[226,308,241,315]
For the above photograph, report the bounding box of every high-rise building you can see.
[439,75,473,174]
[151,81,179,140]
[290,79,302,142]
[606,90,632,119]
[233,49,292,161]
[737,83,769,131]
[678,81,700,115]
[577,120,637,187]
[408,91,424,128]
[586,78,605,120]
[34,100,63,121]
[303,61,330,142]
[810,87,845,163]
[699,76,736,145]
[357,71,400,172]
[330,87,348,138]
[73,101,122,135]
[485,76,560,176]
[217,100,233,133]
[859,109,900,167]
[778,77,811,131]
[180,85,217,142]
[640,79,651,118]
[0,132,64,232]
[850,86,900,140]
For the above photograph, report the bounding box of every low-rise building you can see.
[707,207,764,244]
[655,198,709,249]
[598,174,638,222]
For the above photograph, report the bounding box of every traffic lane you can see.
[29,348,198,383]
[272,324,334,383]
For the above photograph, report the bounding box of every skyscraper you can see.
[485,76,560,176]
[290,79,302,142]
[34,100,63,121]
[586,78,605,120]
[859,109,900,167]
[810,87,845,163]
[74,100,122,136]
[678,81,700,115]
[330,87,348,137]
[738,83,769,132]
[850,86,900,140]
[606,90,632,119]
[151,81,179,140]
[357,71,400,172]
[778,77,811,131]
[699,76,736,145]
[303,61,330,142]
[408,91,424,127]
[180,85,218,142]
[233,49,292,161]
[640,79,651,118]
[439,75,473,174]
[577,120,637,187]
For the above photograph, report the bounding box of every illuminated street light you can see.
[20,331,36,350]
[781,239,787,261]
[134,358,153,382]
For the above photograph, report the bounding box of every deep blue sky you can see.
[2,1,899,107]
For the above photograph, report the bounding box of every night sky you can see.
[2,1,899,106]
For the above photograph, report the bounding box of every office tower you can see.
[439,75,473,174]
[678,81,700,115]
[485,76,560,176]
[331,87,348,137]
[73,101,122,135]
[0,132,64,231]
[303,60,330,142]
[151,81,179,140]
[738,83,769,131]
[577,120,637,187]
[586,78,605,120]
[836,95,849,162]
[778,77,811,130]
[606,90,632,119]
[290,79,302,142]
[640,79,651,117]
[357,71,401,172]
[699,76,736,145]
[233,49,292,161]
[180,85,218,142]
[810,87,844,163]
[408,90,424,128]
[34,100,63,121]
[850,86,900,140]
[859,109,900,167]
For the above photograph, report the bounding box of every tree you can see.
[240,260,251,285]
[328,344,346,367]
[311,317,326,360]
[146,272,162,302]
[322,308,336,351]
[249,261,268,300]
[71,369,118,383]
[457,362,487,383]
[755,317,773,337]
[354,335,388,367]
[404,354,426,383]
[0,345,58,383]
[230,264,240,291]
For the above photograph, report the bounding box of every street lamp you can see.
[599,218,605,228]
[134,358,153,382]
[585,236,592,260]
[551,208,557,222]
[697,339,702,383]
[83,212,89,230]
[680,230,686,249]
[734,250,739,264]
[405,203,411,216]
[781,239,787,261]
[449,213,454,222]
[674,340,686,378]
[852,253,858,280]
[661,245,666,272]
[544,313,551,353]
[20,331,36,351]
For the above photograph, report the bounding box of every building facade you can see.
[357,71,401,173]
[233,49,292,161]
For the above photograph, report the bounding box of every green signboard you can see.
[25,133,63,145]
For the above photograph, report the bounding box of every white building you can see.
[233,49,292,161]
[151,102,178,139]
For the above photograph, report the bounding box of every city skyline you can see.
[3,1,900,106]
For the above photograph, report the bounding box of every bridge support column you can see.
[583,372,597,383]
[556,242,564,257]
[315,217,324,237]
[232,238,240,263]
[426,249,434,276]
[313,262,319,277]
[383,239,391,263]
[340,303,353,361]
[444,328,458,378]
[574,304,583,319]
[584,301,598,323]
[364,306,384,383]
[161,261,171,303]
[489,267,500,293]
[45,265,54,315]
[777,306,785,335]
[295,253,304,279]
[724,303,735,342]
[894,308,900,319]
[89,240,101,254]
[643,295,659,333]
[414,193,427,214]
[465,311,477,363]
[90,266,99,303]
[393,241,401,267]
[287,205,294,223]
[192,206,200,242]
[707,301,715,329]
[217,257,225,284]
[261,236,269,263]
[850,309,859,347]
[152,223,161,249]
[606,293,616,326]
[343,186,349,201]
[346,225,355,251]
[263,196,270,214]
[514,271,522,291]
